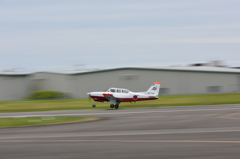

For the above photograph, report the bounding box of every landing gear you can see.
[92,102,96,108]
[109,104,119,109]
[115,104,119,109]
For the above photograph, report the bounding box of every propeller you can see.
[87,93,91,102]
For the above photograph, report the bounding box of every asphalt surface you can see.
[1,105,240,159]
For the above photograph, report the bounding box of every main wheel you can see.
[92,104,96,108]
[115,104,119,109]
[110,104,114,108]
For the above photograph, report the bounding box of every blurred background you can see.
[0,61,240,101]
[1,1,240,159]
[0,0,240,100]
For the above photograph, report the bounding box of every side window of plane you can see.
[117,89,121,93]
[110,89,115,92]
[122,89,129,93]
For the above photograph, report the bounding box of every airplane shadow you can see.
[106,109,119,110]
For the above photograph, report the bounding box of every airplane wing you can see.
[102,93,123,102]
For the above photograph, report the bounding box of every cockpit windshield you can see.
[107,88,130,93]
[117,89,121,93]
[110,88,116,92]
[122,89,129,93]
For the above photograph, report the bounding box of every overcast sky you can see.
[1,0,240,72]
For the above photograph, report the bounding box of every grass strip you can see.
[0,117,99,128]
[0,93,240,113]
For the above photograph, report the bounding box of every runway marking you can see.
[1,139,240,144]
[1,128,240,140]
[121,115,166,118]
[218,112,240,119]
[121,114,217,119]
[2,107,240,118]
[114,116,213,127]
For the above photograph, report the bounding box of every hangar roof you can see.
[39,66,240,75]
[143,66,240,73]
[0,72,29,76]
[1,66,240,76]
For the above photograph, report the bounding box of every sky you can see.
[1,0,240,72]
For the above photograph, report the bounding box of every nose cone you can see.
[87,93,93,100]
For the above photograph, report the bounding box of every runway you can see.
[1,105,240,159]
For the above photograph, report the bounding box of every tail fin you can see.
[146,82,161,96]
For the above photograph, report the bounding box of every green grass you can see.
[0,117,96,128]
[0,93,240,113]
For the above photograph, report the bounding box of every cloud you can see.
[1,26,240,58]
[1,0,240,22]
[1,0,240,70]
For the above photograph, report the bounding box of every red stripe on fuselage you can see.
[90,96,109,102]
[117,98,158,102]
[103,93,112,96]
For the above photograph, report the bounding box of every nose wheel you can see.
[92,101,96,108]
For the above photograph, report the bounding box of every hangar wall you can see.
[0,75,31,101]
[30,68,239,99]
[0,67,239,101]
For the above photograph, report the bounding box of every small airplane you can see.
[87,82,161,109]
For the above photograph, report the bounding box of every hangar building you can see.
[0,66,240,101]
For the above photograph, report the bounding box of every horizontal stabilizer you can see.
[148,95,157,98]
